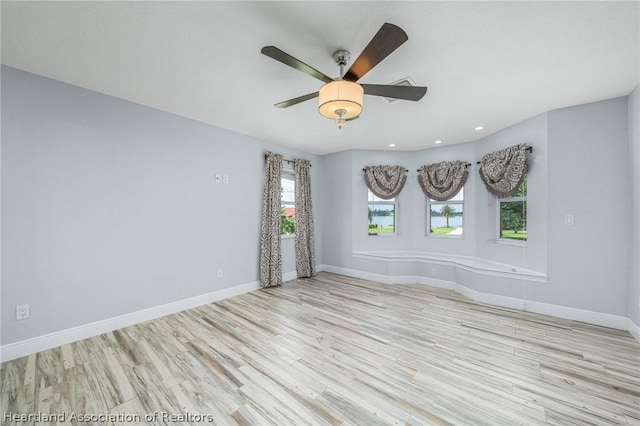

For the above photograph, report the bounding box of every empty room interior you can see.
[2,1,640,425]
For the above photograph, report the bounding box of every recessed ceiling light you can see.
[434,140,443,144]
[475,126,485,131]
[389,143,396,147]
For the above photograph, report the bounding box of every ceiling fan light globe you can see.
[318,80,363,120]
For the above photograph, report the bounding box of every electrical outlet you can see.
[217,268,223,278]
[16,304,30,320]
[431,268,438,277]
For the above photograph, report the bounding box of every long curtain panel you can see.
[259,152,283,288]
[363,165,408,199]
[478,143,528,197]
[418,160,468,201]
[294,159,316,278]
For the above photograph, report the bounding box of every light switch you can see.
[223,175,229,184]
[563,214,574,226]
[215,174,222,183]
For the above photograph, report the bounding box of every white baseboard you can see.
[282,271,298,282]
[0,280,261,363]
[319,265,635,338]
[319,264,395,284]
[628,318,640,342]
[477,292,527,311]
[1,267,321,363]
[3,266,636,363]
[523,299,629,330]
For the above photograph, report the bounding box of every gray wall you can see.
[543,97,630,316]
[323,113,549,275]
[318,97,632,318]
[2,65,636,347]
[1,66,322,345]
[473,113,549,273]
[318,151,353,269]
[629,85,640,327]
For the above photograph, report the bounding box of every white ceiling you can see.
[2,1,639,155]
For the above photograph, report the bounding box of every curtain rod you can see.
[416,163,471,172]
[264,154,311,167]
[476,146,532,165]
[362,168,410,172]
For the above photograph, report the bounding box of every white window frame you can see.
[281,172,295,238]
[367,190,398,236]
[496,179,527,245]
[427,188,464,239]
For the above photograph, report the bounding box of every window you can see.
[427,188,464,237]
[368,190,397,235]
[499,178,527,241]
[281,175,295,235]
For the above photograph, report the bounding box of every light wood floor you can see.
[2,272,640,425]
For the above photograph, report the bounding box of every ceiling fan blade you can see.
[362,84,427,101]
[274,92,319,108]
[261,46,333,84]
[342,23,408,82]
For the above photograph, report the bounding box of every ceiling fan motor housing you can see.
[332,50,351,68]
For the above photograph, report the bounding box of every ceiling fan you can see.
[261,23,428,129]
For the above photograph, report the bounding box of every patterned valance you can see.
[363,165,408,199]
[478,143,528,197]
[418,160,468,201]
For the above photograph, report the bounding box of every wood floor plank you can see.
[2,272,639,425]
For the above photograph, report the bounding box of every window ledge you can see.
[368,233,399,237]
[352,250,547,282]
[281,234,295,240]
[491,239,527,247]
[427,234,463,240]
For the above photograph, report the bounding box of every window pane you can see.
[516,179,527,197]
[368,203,395,234]
[281,178,295,203]
[281,177,295,235]
[429,203,463,235]
[500,200,527,240]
